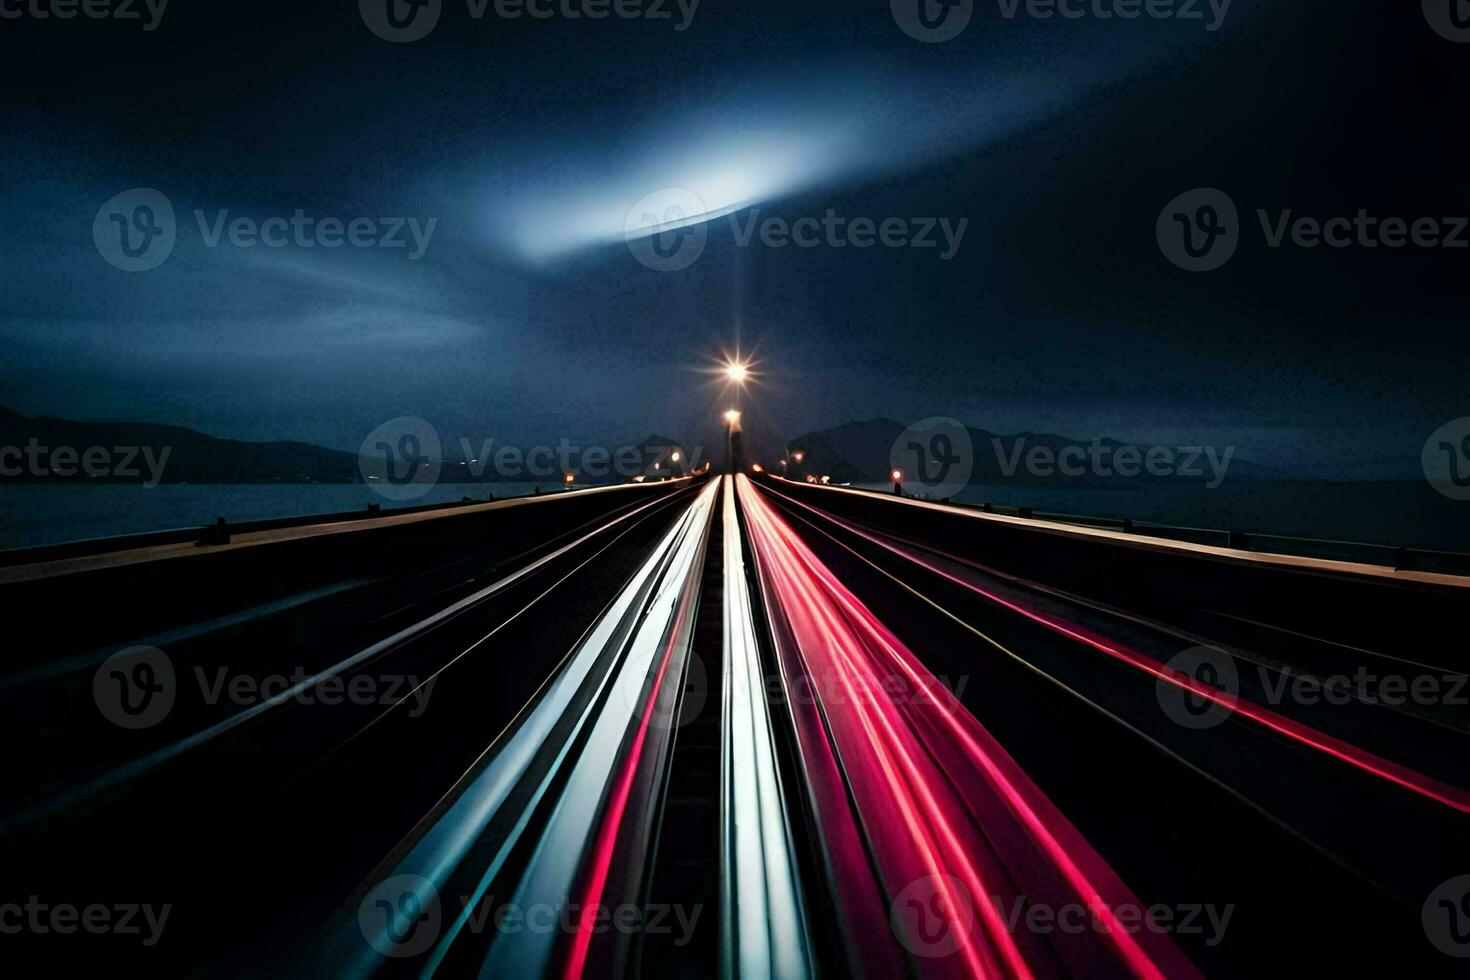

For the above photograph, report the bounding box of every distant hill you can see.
[784,418,1278,488]
[0,406,361,484]
[0,407,695,485]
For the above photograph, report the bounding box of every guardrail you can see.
[0,484,630,569]
[842,485,1470,577]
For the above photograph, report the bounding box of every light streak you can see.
[329,481,718,977]
[766,488,1470,816]
[736,475,1198,979]
[719,476,814,978]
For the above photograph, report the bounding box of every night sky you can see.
[2,0,1466,476]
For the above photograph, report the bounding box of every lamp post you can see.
[724,409,742,473]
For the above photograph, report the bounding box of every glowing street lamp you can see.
[724,361,750,385]
[724,409,742,426]
[892,468,904,495]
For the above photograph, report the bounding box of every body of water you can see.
[0,483,554,552]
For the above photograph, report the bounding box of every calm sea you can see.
[0,483,550,552]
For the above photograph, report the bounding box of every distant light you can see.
[633,475,647,483]
[671,451,681,463]
[792,451,805,463]
[724,409,742,425]
[725,361,750,384]
[892,469,904,482]
[751,463,764,473]
[564,472,576,485]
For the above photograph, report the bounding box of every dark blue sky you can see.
[2,0,1466,476]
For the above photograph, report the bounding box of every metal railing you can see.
[836,483,1470,577]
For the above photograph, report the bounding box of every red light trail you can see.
[737,476,1199,979]
[763,486,1470,816]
